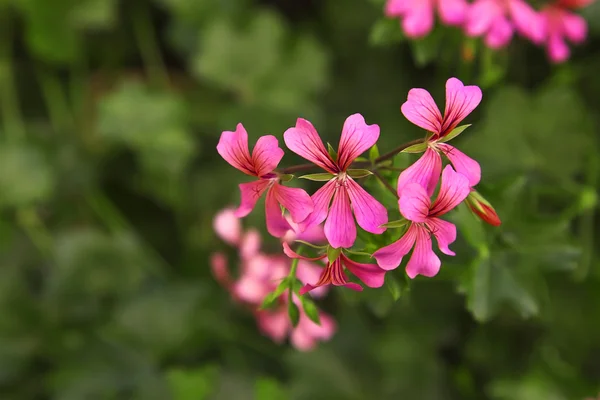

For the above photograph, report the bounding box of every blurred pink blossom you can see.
[540,0,590,62]
[385,0,469,38]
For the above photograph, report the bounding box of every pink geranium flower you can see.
[217,124,313,238]
[385,0,469,38]
[398,77,482,197]
[464,0,545,49]
[283,114,388,249]
[373,165,471,277]
[539,0,591,63]
[283,243,386,294]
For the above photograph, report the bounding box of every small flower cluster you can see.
[213,77,501,347]
[211,209,336,350]
[384,0,594,63]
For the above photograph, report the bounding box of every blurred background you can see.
[1,0,600,399]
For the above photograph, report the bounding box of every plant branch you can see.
[371,138,425,164]
[372,169,399,199]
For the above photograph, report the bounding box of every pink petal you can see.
[300,311,336,340]
[399,183,431,223]
[437,143,481,187]
[325,186,356,249]
[385,0,410,16]
[216,123,256,176]
[234,275,271,304]
[213,208,241,245]
[210,252,231,287]
[282,242,326,261]
[430,164,471,216]
[441,78,483,137]
[401,89,443,134]
[234,179,271,218]
[257,309,289,343]
[293,222,326,244]
[272,184,313,224]
[437,0,468,25]
[265,187,292,238]
[341,253,386,288]
[485,16,514,49]
[251,135,284,177]
[283,118,338,174]
[337,114,380,171]
[562,12,587,43]
[425,217,457,256]
[345,178,388,234]
[373,223,419,270]
[299,179,337,231]
[402,1,435,37]
[405,226,441,278]
[240,229,261,260]
[296,260,328,298]
[547,32,570,62]
[465,0,501,37]
[509,0,545,43]
[397,148,442,198]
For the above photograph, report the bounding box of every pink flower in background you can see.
[374,166,471,277]
[398,77,482,197]
[539,0,591,63]
[217,123,313,238]
[385,0,469,38]
[464,0,545,48]
[283,243,386,294]
[283,114,388,249]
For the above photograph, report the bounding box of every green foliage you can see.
[0,0,599,399]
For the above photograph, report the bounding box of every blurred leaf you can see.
[369,18,405,46]
[69,0,117,29]
[300,296,321,325]
[410,28,443,66]
[385,274,402,301]
[287,301,300,327]
[254,377,288,400]
[0,144,55,208]
[167,366,218,400]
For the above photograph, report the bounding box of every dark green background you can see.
[1,0,599,399]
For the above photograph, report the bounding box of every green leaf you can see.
[369,144,380,162]
[259,279,289,310]
[381,219,409,229]
[326,246,342,264]
[300,297,321,325]
[369,18,405,46]
[254,377,288,400]
[288,301,300,327]
[347,169,373,178]
[327,142,337,159]
[438,124,471,143]
[401,142,428,154]
[385,274,402,301]
[299,173,335,181]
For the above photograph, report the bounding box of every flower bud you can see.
[466,190,501,226]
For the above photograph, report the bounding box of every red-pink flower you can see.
[464,0,545,49]
[373,166,471,278]
[385,0,469,38]
[283,243,386,294]
[398,77,482,198]
[539,0,590,63]
[283,114,388,249]
[217,123,313,238]
[465,190,502,226]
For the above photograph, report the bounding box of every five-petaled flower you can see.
[385,0,469,38]
[398,77,482,198]
[374,165,471,278]
[283,243,386,294]
[217,123,313,238]
[283,114,388,249]
[539,0,591,63]
[464,0,545,49]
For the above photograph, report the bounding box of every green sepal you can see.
[288,301,300,327]
[259,279,288,310]
[385,274,402,301]
[327,246,342,264]
[300,296,321,325]
[369,144,380,162]
[347,169,373,179]
[438,124,471,143]
[299,173,335,181]
[294,240,328,250]
[401,142,428,154]
[279,174,294,182]
[327,143,337,159]
[344,248,373,258]
[381,219,409,229]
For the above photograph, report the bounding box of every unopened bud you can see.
[466,191,501,226]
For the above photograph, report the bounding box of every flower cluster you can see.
[214,77,501,344]
[384,0,594,63]
[211,208,336,350]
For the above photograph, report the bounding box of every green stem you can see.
[287,246,302,302]
[131,2,169,88]
[37,68,74,131]
[372,169,399,199]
